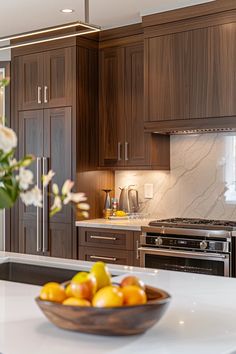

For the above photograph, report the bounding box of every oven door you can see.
[139,247,230,277]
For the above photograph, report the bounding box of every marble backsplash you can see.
[115,133,236,221]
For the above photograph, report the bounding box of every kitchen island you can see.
[0,252,236,354]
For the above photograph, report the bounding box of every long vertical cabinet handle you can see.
[36,157,42,252]
[118,142,121,161]
[42,157,49,253]
[125,142,129,161]
[44,86,48,103]
[37,86,42,104]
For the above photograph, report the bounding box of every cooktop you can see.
[149,218,236,231]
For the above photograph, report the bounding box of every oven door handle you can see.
[138,247,229,260]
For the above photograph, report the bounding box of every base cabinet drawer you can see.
[79,246,133,266]
[79,227,133,250]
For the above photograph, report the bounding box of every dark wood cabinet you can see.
[18,47,73,110]
[145,32,190,122]
[18,53,44,110]
[190,23,236,119]
[78,227,141,266]
[99,47,124,167]
[143,3,236,131]
[99,41,170,169]
[18,108,73,258]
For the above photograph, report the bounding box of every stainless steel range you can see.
[139,218,236,277]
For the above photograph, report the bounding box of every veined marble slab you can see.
[116,133,236,221]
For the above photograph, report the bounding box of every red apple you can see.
[70,272,97,301]
[120,276,145,291]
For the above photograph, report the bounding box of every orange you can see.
[122,285,147,306]
[92,285,124,308]
[40,282,66,303]
[63,297,91,307]
[65,284,74,297]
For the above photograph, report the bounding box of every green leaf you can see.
[0,188,14,209]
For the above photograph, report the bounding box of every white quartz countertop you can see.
[1,252,236,353]
[75,218,151,231]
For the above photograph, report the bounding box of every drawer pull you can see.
[90,255,117,262]
[90,235,117,241]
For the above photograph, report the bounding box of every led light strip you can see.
[0,26,100,51]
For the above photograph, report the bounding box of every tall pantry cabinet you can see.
[10,36,100,259]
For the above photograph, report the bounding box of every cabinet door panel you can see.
[18,53,44,110]
[18,110,44,255]
[44,107,72,223]
[145,32,190,122]
[44,48,73,108]
[46,223,72,259]
[191,23,236,119]
[125,44,149,166]
[99,47,124,166]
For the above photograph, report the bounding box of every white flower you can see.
[16,167,33,190]
[62,179,74,195]
[77,203,90,211]
[9,158,18,168]
[52,183,59,195]
[20,186,42,207]
[43,170,55,187]
[0,125,17,153]
[63,192,87,205]
[50,196,62,212]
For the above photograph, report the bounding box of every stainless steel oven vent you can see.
[154,128,236,135]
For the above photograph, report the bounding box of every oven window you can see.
[145,254,225,276]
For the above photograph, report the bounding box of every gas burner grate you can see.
[149,218,236,228]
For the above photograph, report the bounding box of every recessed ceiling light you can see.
[60,8,75,13]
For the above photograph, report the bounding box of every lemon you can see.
[115,210,127,217]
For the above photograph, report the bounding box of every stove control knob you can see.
[155,237,163,246]
[200,241,207,250]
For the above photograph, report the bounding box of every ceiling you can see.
[0,0,215,37]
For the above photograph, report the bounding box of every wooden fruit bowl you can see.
[35,285,171,336]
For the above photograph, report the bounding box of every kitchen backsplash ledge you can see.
[115,133,236,221]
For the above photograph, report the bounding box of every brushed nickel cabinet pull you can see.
[36,157,42,252]
[118,142,121,161]
[136,239,139,260]
[44,86,48,103]
[125,142,129,161]
[90,235,117,241]
[42,157,49,253]
[90,255,117,262]
[37,86,42,104]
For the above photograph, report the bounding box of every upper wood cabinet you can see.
[144,6,236,128]
[145,32,190,122]
[99,47,124,167]
[190,23,236,119]
[99,41,170,170]
[18,47,74,110]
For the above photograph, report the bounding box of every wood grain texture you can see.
[79,246,134,266]
[190,23,236,119]
[145,31,190,123]
[78,227,134,250]
[99,47,125,166]
[35,285,171,336]
[142,0,236,28]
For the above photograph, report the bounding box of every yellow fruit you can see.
[92,286,124,308]
[122,285,147,306]
[71,272,97,301]
[40,282,66,303]
[90,262,111,290]
[63,297,91,307]
[115,210,127,217]
[65,284,74,297]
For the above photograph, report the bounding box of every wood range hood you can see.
[143,0,236,136]
[144,118,236,136]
